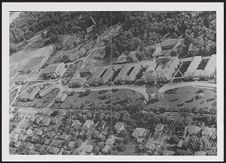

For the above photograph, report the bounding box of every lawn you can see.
[146,86,216,112]
[58,89,144,111]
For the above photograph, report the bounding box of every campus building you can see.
[184,56,202,78]
[191,54,216,79]
[41,63,66,79]
[148,57,179,82]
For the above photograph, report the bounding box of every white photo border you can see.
[2,2,224,162]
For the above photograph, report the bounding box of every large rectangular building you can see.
[184,56,202,78]
[149,57,180,82]
[192,54,216,79]
[102,67,114,84]
[41,63,66,79]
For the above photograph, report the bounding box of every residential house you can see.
[80,144,93,154]
[201,126,217,140]
[183,125,201,137]
[132,128,149,143]
[14,141,22,148]
[83,120,94,129]
[25,142,34,150]
[26,128,33,136]
[114,122,125,133]
[48,146,60,154]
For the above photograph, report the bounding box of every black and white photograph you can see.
[2,2,224,162]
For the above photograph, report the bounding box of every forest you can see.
[10,11,216,58]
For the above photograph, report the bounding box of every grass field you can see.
[59,89,144,110]
[147,86,216,112]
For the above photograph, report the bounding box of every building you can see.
[41,63,66,79]
[184,56,202,78]
[14,141,22,148]
[36,129,43,136]
[152,44,162,58]
[126,64,142,83]
[114,122,125,133]
[152,57,180,82]
[55,93,68,103]
[19,85,41,101]
[87,66,109,86]
[39,84,57,97]
[68,141,76,148]
[102,67,114,84]
[102,145,111,154]
[155,123,165,132]
[201,127,217,140]
[145,141,156,152]
[25,142,34,150]
[83,120,94,129]
[72,120,82,127]
[69,47,86,62]
[142,60,157,83]
[69,76,87,88]
[48,146,60,154]
[14,75,27,85]
[79,67,95,77]
[25,128,33,136]
[132,128,149,143]
[194,151,207,156]
[161,38,180,50]
[43,118,51,126]
[80,144,93,154]
[183,125,202,137]
[115,54,128,64]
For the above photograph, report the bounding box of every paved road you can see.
[159,81,216,93]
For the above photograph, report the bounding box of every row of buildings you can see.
[73,54,216,87]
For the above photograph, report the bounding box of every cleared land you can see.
[147,86,216,112]
[58,89,144,110]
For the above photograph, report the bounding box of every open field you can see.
[146,86,216,113]
[58,89,144,110]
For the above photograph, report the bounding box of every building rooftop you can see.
[41,63,65,74]
[160,38,179,50]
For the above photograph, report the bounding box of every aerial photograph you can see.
[9,11,217,156]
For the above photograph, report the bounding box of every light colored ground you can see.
[148,86,216,111]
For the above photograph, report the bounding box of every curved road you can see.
[159,81,216,93]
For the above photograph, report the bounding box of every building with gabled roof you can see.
[132,128,148,143]
[41,63,66,79]
[19,85,41,101]
[184,56,202,78]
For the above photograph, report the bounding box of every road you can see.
[159,81,216,93]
